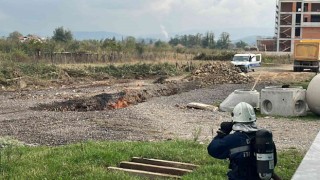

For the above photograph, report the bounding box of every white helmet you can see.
[232,102,256,123]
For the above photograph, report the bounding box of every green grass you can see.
[292,80,310,89]
[256,108,320,121]
[0,140,303,180]
[84,63,180,78]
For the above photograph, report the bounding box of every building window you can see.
[296,14,301,25]
[281,2,293,12]
[296,2,302,12]
[304,3,309,12]
[311,15,320,22]
[295,28,301,37]
[311,3,320,12]
[304,17,308,22]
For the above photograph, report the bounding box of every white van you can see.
[231,53,262,73]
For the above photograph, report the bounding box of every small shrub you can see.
[193,51,235,61]
[10,49,30,62]
[18,63,60,79]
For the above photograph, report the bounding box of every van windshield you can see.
[233,56,249,61]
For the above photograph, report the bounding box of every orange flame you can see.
[108,97,129,109]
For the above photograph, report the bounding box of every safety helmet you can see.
[232,102,256,123]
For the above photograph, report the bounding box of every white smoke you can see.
[160,25,169,40]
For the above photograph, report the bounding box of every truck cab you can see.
[231,53,261,73]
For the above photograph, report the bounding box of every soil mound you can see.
[188,61,254,85]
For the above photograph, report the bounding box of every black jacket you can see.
[207,131,277,180]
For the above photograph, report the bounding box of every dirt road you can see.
[251,64,315,84]
[0,64,319,151]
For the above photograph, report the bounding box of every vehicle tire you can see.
[293,67,297,72]
[243,66,249,73]
[312,68,318,73]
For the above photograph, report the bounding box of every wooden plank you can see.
[131,157,199,170]
[108,167,181,179]
[187,102,218,111]
[120,161,192,176]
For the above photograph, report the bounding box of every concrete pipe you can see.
[260,87,307,117]
[306,74,320,115]
[219,89,260,112]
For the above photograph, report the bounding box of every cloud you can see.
[149,0,176,14]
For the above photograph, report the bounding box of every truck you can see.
[293,41,320,72]
[231,53,262,73]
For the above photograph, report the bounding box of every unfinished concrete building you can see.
[275,0,320,52]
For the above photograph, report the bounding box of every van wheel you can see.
[243,67,249,73]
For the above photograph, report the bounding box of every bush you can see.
[86,63,179,78]
[193,51,235,61]
[18,63,60,79]
[0,60,60,81]
[10,49,30,62]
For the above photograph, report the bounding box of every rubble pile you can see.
[188,61,254,85]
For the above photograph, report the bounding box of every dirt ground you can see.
[0,64,319,151]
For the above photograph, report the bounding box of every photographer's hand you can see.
[217,122,233,138]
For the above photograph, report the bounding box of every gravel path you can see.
[0,80,319,151]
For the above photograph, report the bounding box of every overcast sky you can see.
[0,0,277,39]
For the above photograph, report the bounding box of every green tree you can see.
[235,40,248,49]
[124,36,136,52]
[7,31,23,42]
[28,39,43,58]
[216,32,231,49]
[52,27,73,43]
[68,40,81,52]
[135,42,145,56]
[208,32,215,49]
[79,40,100,52]
[169,35,180,46]
[102,38,118,51]
[43,40,57,63]
[154,40,169,49]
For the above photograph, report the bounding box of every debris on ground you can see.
[187,62,254,86]
[153,75,169,84]
[186,102,218,111]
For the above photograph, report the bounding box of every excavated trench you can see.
[33,62,254,112]
[33,81,201,112]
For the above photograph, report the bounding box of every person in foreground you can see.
[207,102,281,180]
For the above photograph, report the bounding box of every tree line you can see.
[0,27,249,63]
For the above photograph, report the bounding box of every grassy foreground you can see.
[0,140,303,180]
